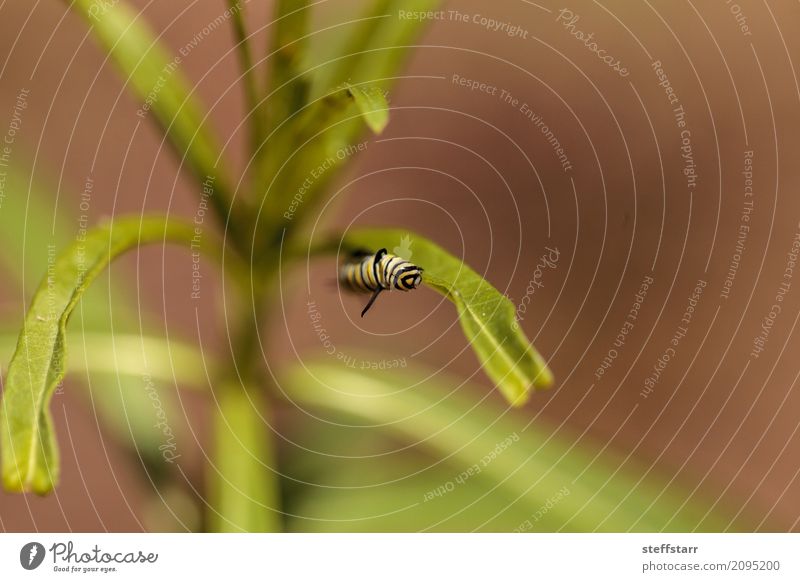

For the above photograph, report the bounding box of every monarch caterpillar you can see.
[339,248,423,317]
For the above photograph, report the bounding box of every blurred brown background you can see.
[1,0,800,531]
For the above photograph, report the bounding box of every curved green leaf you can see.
[0,217,196,494]
[281,359,738,531]
[68,0,235,229]
[339,228,552,405]
[0,329,211,473]
[0,153,207,470]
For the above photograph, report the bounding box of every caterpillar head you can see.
[398,266,423,291]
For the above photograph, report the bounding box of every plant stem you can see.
[207,275,282,532]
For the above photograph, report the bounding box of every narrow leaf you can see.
[340,228,553,405]
[0,216,196,493]
[67,0,235,228]
[282,359,737,531]
[253,0,313,225]
[311,0,443,97]
[258,83,389,242]
[226,0,264,156]
[267,0,313,128]
[0,157,67,288]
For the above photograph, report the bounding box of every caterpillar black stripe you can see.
[339,248,423,317]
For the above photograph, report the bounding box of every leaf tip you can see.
[1,466,29,494]
[344,83,390,134]
[32,475,56,496]
[1,476,23,493]
[533,365,555,390]
[508,391,530,408]
[1,461,54,495]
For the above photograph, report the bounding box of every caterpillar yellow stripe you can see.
[339,248,423,316]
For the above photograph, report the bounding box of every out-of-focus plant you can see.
[0,0,741,532]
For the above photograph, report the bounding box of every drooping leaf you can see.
[208,383,281,532]
[0,329,211,473]
[282,359,738,532]
[68,333,210,462]
[67,0,235,229]
[0,153,207,466]
[338,228,552,405]
[0,216,196,494]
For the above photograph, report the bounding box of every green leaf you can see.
[0,157,67,288]
[266,0,437,228]
[282,359,738,531]
[0,151,211,468]
[0,329,211,471]
[0,216,196,494]
[278,412,527,531]
[265,5,391,142]
[252,0,313,225]
[66,333,210,463]
[208,383,280,532]
[301,82,391,151]
[287,462,531,532]
[258,83,389,245]
[344,83,389,134]
[67,0,235,230]
[0,331,212,387]
[226,0,264,157]
[339,228,552,405]
[267,0,313,128]
[311,0,443,96]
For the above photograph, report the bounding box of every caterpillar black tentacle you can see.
[339,248,423,316]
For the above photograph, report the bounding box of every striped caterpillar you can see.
[339,248,423,316]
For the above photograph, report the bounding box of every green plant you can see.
[0,0,740,532]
